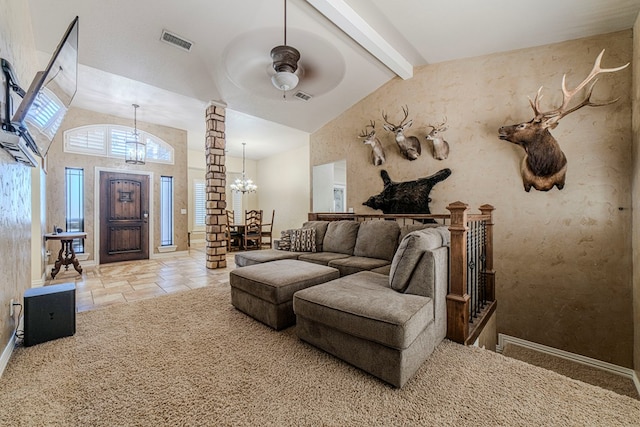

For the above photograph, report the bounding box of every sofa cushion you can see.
[302,221,330,252]
[389,227,449,292]
[234,249,301,267]
[290,228,316,252]
[322,221,360,255]
[370,264,391,275]
[297,252,350,266]
[353,220,400,261]
[328,256,391,276]
[293,271,434,350]
[230,260,339,305]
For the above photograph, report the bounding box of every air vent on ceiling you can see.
[160,30,193,52]
[293,91,312,101]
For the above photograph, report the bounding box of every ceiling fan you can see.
[270,0,301,97]
[220,1,345,101]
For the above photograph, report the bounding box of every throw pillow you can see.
[389,229,445,292]
[278,230,292,251]
[389,233,423,292]
[290,228,317,252]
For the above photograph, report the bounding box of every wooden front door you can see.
[99,172,150,264]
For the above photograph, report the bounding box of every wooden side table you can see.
[44,232,87,279]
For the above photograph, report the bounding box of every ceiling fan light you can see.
[271,71,299,91]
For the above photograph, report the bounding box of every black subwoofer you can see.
[23,283,76,347]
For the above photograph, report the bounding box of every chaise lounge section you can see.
[293,227,449,388]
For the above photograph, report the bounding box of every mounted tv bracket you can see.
[0,58,38,167]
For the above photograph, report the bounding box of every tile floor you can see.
[46,244,237,312]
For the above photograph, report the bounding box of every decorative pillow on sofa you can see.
[302,221,330,251]
[277,230,292,251]
[290,228,317,252]
[389,228,447,292]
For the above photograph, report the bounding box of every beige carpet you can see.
[1,284,640,426]
[502,343,640,400]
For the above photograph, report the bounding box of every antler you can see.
[359,120,376,138]
[428,116,448,131]
[382,107,410,128]
[529,49,629,128]
[381,110,392,126]
[400,105,410,127]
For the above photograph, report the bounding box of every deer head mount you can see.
[498,50,628,192]
[426,117,449,160]
[382,105,422,160]
[359,120,386,166]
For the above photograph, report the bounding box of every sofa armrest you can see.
[404,246,449,343]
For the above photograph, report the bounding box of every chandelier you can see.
[230,143,257,193]
[125,103,145,165]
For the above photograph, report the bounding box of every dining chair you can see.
[261,209,275,249]
[225,210,241,251]
[243,209,263,250]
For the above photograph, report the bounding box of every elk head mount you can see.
[426,117,449,160]
[359,120,386,166]
[382,105,422,160]
[498,49,628,192]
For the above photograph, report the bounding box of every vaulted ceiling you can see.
[26,0,640,159]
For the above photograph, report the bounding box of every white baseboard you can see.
[0,315,22,378]
[498,334,640,396]
[0,335,15,378]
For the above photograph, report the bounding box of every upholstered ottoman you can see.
[229,259,339,330]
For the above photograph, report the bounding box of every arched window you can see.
[64,124,174,164]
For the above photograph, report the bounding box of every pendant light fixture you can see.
[270,0,300,97]
[125,103,145,164]
[230,143,257,193]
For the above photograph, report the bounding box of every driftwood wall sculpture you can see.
[363,169,451,217]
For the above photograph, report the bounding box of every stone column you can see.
[205,101,227,269]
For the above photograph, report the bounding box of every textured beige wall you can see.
[312,31,634,367]
[632,16,640,379]
[0,0,39,355]
[46,107,189,262]
[257,144,310,238]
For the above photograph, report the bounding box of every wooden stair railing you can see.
[446,202,496,345]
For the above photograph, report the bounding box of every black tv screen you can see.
[14,16,78,158]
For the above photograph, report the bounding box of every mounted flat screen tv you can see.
[0,16,78,162]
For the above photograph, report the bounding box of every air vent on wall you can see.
[293,91,312,101]
[160,30,193,52]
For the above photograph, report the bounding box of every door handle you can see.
[143,211,149,222]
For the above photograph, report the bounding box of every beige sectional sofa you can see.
[231,219,450,388]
